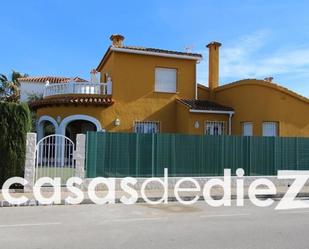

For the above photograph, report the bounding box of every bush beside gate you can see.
[0,102,32,185]
[86,132,309,178]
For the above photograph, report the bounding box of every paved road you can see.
[0,200,309,249]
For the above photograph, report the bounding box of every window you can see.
[242,122,253,136]
[134,121,160,134]
[262,122,278,137]
[205,121,226,135]
[155,68,177,93]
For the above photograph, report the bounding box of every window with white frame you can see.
[242,122,253,136]
[262,122,278,137]
[205,121,226,135]
[155,68,177,93]
[134,121,160,134]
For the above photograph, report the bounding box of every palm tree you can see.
[0,70,28,102]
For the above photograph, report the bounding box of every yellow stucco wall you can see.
[176,101,190,133]
[99,51,196,132]
[37,50,198,133]
[214,79,309,137]
[99,52,114,82]
[188,112,229,135]
[110,52,196,101]
[36,48,309,137]
[176,101,229,135]
[197,84,210,100]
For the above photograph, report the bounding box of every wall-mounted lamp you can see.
[194,121,200,129]
[114,118,120,126]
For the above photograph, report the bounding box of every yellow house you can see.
[28,34,309,141]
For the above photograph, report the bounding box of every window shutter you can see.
[262,122,278,137]
[155,68,177,93]
[243,122,253,136]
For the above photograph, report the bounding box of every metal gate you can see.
[35,134,75,184]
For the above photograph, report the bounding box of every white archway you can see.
[37,115,59,140]
[58,114,102,136]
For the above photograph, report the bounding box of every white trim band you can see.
[189,109,235,115]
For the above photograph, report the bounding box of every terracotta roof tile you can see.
[18,76,88,84]
[179,99,234,112]
[29,96,113,109]
[121,46,202,58]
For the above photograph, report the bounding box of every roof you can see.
[214,79,309,104]
[178,99,234,112]
[29,96,113,109]
[18,76,88,84]
[197,83,210,90]
[120,46,202,58]
[96,45,202,71]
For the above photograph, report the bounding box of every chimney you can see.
[110,34,125,47]
[207,41,222,90]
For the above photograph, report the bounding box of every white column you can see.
[74,134,86,179]
[107,78,112,95]
[24,133,37,192]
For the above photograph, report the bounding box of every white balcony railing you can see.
[43,80,112,97]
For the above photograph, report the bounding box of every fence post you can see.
[24,133,36,192]
[151,133,155,177]
[75,134,86,179]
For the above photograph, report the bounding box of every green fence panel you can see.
[249,137,275,176]
[155,133,172,176]
[296,138,309,170]
[86,132,309,177]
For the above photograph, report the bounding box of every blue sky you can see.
[1,0,309,95]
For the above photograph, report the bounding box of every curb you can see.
[1,192,309,208]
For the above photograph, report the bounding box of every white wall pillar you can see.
[36,115,59,140]
[24,133,37,192]
[74,134,86,179]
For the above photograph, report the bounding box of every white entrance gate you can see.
[35,134,75,184]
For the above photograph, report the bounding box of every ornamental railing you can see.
[43,80,112,97]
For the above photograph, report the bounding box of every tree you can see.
[0,70,28,102]
[26,93,43,132]
[0,102,32,185]
[27,92,43,102]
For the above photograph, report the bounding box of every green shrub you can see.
[0,102,32,186]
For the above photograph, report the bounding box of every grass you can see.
[35,167,75,184]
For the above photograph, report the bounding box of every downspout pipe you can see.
[228,112,233,135]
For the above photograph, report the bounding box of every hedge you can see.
[0,102,32,186]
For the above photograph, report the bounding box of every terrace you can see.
[43,79,112,98]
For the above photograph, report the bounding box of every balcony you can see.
[43,80,112,98]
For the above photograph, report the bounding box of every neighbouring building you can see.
[19,76,87,102]
[26,34,309,141]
